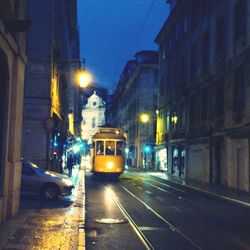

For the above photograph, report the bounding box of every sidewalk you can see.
[145,171,250,207]
[0,166,86,250]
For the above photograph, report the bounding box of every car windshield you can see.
[25,161,45,174]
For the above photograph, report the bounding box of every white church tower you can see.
[81,91,106,144]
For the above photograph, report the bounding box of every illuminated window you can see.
[105,141,115,156]
[173,148,178,158]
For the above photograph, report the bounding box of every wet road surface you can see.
[85,171,250,250]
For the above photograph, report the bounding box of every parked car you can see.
[21,159,74,200]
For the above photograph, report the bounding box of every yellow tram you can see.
[91,127,126,176]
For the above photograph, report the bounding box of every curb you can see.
[74,169,86,250]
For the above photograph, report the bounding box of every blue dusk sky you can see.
[78,0,170,91]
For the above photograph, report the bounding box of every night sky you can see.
[78,0,169,92]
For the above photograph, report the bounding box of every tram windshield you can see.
[116,141,123,156]
[96,141,104,155]
[94,140,124,156]
[106,141,115,155]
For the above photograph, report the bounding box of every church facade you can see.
[81,91,106,144]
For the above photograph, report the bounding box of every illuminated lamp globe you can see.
[77,70,92,88]
[140,113,150,123]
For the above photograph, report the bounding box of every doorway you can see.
[0,48,9,191]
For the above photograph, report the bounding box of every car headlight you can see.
[62,178,74,186]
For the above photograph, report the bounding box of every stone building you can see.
[111,51,158,170]
[81,91,106,145]
[156,0,250,191]
[0,0,29,222]
[22,0,81,171]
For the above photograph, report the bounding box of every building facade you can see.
[0,0,29,222]
[156,0,250,191]
[22,0,80,171]
[111,51,158,170]
[81,91,106,144]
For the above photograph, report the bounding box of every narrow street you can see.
[1,1,250,249]
[85,171,250,250]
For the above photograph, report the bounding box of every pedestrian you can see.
[67,155,74,177]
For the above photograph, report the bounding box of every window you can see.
[161,44,166,60]
[215,81,224,117]
[234,0,247,42]
[92,117,96,128]
[202,31,210,67]
[93,101,96,106]
[116,141,124,156]
[96,141,104,155]
[202,1,210,16]
[183,16,188,34]
[216,15,226,54]
[189,96,196,125]
[201,88,208,121]
[180,102,186,127]
[190,44,197,78]
[175,23,180,41]
[105,141,115,155]
[191,1,199,31]
[180,54,187,83]
[233,65,245,112]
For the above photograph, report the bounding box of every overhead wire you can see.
[136,0,157,37]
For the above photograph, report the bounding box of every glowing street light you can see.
[76,70,92,88]
[171,113,178,127]
[139,113,150,171]
[140,113,150,123]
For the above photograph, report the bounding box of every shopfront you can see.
[171,145,185,177]
[155,147,168,172]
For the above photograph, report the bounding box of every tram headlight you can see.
[107,161,114,169]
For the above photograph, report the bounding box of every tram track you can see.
[126,172,186,195]
[104,183,202,250]
[124,173,218,210]
[86,173,250,250]
[105,185,154,250]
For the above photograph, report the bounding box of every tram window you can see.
[105,141,115,155]
[96,141,104,155]
[116,141,124,156]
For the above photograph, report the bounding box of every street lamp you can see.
[76,70,92,88]
[140,113,150,123]
[139,113,150,171]
[171,113,178,128]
